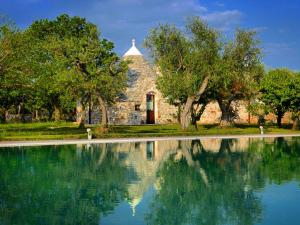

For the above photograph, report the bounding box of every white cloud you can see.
[263,42,294,55]
[214,1,225,7]
[249,26,268,32]
[61,0,242,54]
[202,10,243,31]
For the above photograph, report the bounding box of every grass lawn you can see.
[0,121,300,141]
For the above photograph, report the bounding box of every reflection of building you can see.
[83,138,262,215]
[110,140,179,215]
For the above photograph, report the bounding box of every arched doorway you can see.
[146,93,155,124]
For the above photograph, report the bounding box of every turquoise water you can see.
[1,137,300,225]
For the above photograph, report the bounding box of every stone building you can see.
[81,39,292,125]
[108,39,178,125]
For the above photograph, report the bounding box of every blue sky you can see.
[1,0,299,70]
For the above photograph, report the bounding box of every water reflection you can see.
[0,137,300,225]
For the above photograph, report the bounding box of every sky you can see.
[0,0,299,70]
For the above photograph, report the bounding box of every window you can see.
[135,104,141,111]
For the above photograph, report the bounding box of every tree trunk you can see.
[76,101,86,128]
[277,110,283,128]
[218,100,234,127]
[0,109,7,123]
[180,76,210,130]
[52,104,62,121]
[98,96,108,128]
[219,139,231,153]
[180,96,194,130]
[191,103,207,130]
[247,100,251,124]
[35,110,40,121]
[18,102,26,122]
[88,97,92,125]
[292,116,299,130]
[177,104,181,124]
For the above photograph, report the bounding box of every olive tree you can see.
[145,17,220,129]
[211,29,263,127]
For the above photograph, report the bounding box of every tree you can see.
[25,15,97,122]
[144,17,220,129]
[210,29,263,127]
[260,68,298,128]
[0,23,34,122]
[69,38,128,128]
[25,14,128,126]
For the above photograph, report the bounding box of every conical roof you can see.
[124,39,143,56]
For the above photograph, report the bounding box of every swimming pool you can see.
[1,137,300,225]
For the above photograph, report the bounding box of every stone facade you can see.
[108,55,178,125]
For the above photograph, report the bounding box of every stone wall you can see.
[84,98,293,125]
[199,100,292,124]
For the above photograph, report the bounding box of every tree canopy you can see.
[0,24,34,122]
[145,17,220,129]
[210,29,263,126]
[0,14,128,126]
[145,17,264,129]
[260,68,300,128]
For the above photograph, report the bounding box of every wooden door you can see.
[146,94,155,124]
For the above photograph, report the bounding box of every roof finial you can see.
[124,38,142,56]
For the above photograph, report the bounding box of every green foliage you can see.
[260,68,300,126]
[144,17,220,105]
[25,14,100,118]
[144,17,264,128]
[0,14,128,123]
[211,29,263,126]
[0,25,34,121]
[247,100,270,125]
[212,29,263,100]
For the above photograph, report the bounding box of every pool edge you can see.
[1,133,300,147]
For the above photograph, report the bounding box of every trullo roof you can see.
[124,39,143,56]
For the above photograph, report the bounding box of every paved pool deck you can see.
[1,133,300,147]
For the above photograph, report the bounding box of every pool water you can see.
[1,137,300,225]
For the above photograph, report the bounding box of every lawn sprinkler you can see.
[259,125,264,135]
[87,128,92,140]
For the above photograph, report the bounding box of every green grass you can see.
[0,122,88,141]
[0,122,299,141]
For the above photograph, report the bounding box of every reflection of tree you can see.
[1,137,300,225]
[146,137,300,225]
[0,144,133,225]
[146,139,264,225]
[253,137,300,184]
